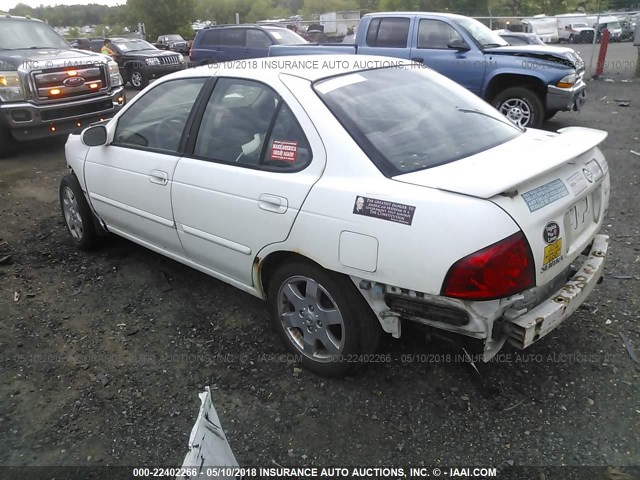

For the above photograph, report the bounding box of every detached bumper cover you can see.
[507,234,608,349]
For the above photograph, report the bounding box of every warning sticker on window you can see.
[353,196,416,226]
[270,140,298,163]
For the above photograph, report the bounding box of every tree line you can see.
[7,0,638,40]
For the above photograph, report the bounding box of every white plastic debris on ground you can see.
[178,387,239,480]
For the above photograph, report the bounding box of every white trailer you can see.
[319,10,360,38]
[522,15,559,43]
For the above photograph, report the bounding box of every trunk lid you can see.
[394,127,610,286]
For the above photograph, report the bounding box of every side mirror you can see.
[82,125,108,147]
[448,39,470,50]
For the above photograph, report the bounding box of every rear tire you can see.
[267,260,382,377]
[492,87,544,129]
[59,174,100,250]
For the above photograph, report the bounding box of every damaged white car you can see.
[60,56,610,377]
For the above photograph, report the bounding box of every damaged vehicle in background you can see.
[60,56,610,377]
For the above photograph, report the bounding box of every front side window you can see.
[193,78,310,170]
[418,19,464,49]
[114,78,206,153]
[247,29,272,48]
[314,68,521,176]
[366,17,410,48]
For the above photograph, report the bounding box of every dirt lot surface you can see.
[1,57,640,478]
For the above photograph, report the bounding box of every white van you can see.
[593,15,623,41]
[522,15,559,43]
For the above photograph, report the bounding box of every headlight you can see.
[0,71,26,102]
[557,73,576,88]
[107,60,123,87]
[145,57,160,66]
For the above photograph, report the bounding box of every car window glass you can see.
[222,29,246,46]
[247,29,272,48]
[194,78,310,170]
[262,104,311,170]
[114,78,206,153]
[366,17,410,48]
[201,29,222,45]
[418,19,463,49]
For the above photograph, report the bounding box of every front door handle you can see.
[149,170,168,186]
[258,194,288,214]
[411,57,424,63]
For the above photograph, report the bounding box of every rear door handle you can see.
[149,170,168,186]
[258,194,288,214]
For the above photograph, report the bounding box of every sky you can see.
[3,0,125,8]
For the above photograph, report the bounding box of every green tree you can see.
[127,0,195,39]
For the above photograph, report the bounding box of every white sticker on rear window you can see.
[315,74,367,94]
[521,179,569,212]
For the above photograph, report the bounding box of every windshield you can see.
[265,28,308,45]
[165,35,184,41]
[455,17,508,48]
[0,19,70,50]
[573,23,588,28]
[314,68,522,176]
[112,39,157,52]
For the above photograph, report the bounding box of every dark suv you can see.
[102,37,186,89]
[155,34,190,55]
[189,25,307,65]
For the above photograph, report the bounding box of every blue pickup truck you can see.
[270,12,587,128]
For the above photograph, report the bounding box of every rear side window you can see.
[193,78,311,171]
[366,17,410,48]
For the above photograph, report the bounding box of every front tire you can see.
[0,128,15,158]
[267,260,381,377]
[59,174,99,250]
[492,87,544,129]
[129,68,148,90]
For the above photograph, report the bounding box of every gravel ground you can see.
[1,66,639,478]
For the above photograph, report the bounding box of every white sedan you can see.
[61,56,610,377]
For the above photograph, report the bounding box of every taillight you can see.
[441,231,535,301]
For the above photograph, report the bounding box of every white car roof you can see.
[166,55,416,83]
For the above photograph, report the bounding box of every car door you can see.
[221,28,248,60]
[410,18,486,95]
[357,16,413,59]
[172,77,325,285]
[84,77,207,254]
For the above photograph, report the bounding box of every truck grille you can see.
[32,64,108,101]
[160,55,182,65]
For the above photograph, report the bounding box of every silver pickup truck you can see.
[0,15,126,157]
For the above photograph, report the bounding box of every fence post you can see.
[594,29,610,77]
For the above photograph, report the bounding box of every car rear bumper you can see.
[506,234,608,349]
[547,78,587,112]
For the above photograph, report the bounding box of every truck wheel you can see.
[129,68,148,90]
[59,174,100,250]
[0,128,15,158]
[267,260,382,377]
[492,87,544,129]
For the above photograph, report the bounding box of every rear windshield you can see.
[314,68,522,176]
[265,28,308,45]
